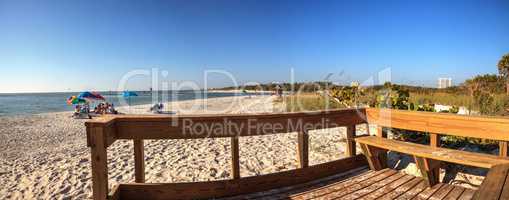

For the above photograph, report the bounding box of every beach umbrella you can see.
[122,91,138,97]
[78,91,105,101]
[122,91,138,105]
[67,96,87,105]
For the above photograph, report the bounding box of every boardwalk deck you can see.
[86,109,509,200]
[223,168,476,200]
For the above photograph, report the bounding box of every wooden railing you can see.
[85,108,368,200]
[365,108,509,156]
[86,108,509,200]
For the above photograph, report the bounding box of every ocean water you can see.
[0,91,241,116]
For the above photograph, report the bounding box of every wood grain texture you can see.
[114,155,367,200]
[412,183,444,200]
[86,121,116,148]
[297,130,309,168]
[394,180,428,200]
[500,141,508,157]
[429,133,441,185]
[414,156,440,186]
[442,186,465,200]
[287,169,388,199]
[374,125,388,166]
[377,125,384,137]
[356,136,509,168]
[429,184,455,200]
[366,108,509,141]
[458,189,476,200]
[89,127,109,200]
[360,143,385,170]
[430,133,441,148]
[225,169,473,200]
[340,172,408,199]
[346,125,357,157]
[112,109,367,139]
[230,137,240,179]
[377,176,421,200]
[500,169,509,200]
[133,139,145,183]
[85,108,509,142]
[85,115,116,147]
[83,108,509,199]
[473,163,509,200]
[319,169,400,198]
[229,167,370,200]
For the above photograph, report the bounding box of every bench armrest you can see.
[473,164,509,200]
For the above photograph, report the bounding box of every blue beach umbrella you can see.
[122,91,138,105]
[122,91,138,97]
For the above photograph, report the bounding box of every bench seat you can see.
[355,136,509,169]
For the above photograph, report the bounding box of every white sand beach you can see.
[0,95,485,199]
[0,95,354,199]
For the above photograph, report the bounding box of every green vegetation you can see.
[365,82,498,149]
[218,82,332,93]
[281,93,344,112]
[498,53,509,95]
[270,53,509,116]
[274,53,509,153]
[464,74,509,116]
[281,81,508,116]
[409,92,472,109]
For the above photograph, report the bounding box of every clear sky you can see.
[1,0,508,93]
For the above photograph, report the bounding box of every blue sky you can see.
[0,0,508,93]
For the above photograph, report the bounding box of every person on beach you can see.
[274,85,283,98]
[101,103,107,114]
[72,105,81,118]
[149,102,164,113]
[83,103,90,113]
[95,103,105,114]
[107,103,119,114]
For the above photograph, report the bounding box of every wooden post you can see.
[346,125,356,157]
[376,125,384,137]
[90,126,108,200]
[430,133,440,147]
[134,139,145,183]
[375,125,388,168]
[297,130,309,168]
[429,133,441,184]
[500,141,508,157]
[231,137,240,179]
[414,156,441,187]
[359,143,385,170]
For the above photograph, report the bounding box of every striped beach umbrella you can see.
[67,96,87,105]
[78,91,105,101]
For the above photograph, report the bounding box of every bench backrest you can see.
[366,108,509,141]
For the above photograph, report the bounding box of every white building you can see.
[437,78,452,88]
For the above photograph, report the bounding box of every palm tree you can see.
[498,53,509,95]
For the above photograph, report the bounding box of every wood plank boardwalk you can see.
[222,168,476,200]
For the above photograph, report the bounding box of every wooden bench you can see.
[355,136,509,186]
[85,108,509,199]
[474,163,509,200]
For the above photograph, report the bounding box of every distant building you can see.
[437,78,452,88]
